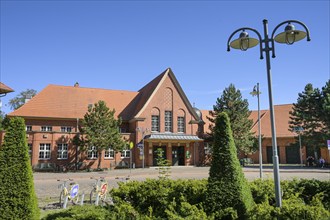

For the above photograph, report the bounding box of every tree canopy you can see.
[81,100,127,169]
[8,89,37,110]
[207,84,256,155]
[289,80,330,153]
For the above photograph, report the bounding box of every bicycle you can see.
[90,177,109,205]
[57,179,80,208]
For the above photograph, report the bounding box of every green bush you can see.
[42,205,109,220]
[43,178,330,219]
[110,178,207,218]
[249,178,276,205]
[0,117,39,219]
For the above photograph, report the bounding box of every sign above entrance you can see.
[137,143,143,149]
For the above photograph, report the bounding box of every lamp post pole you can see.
[136,127,149,169]
[227,19,310,208]
[251,83,263,179]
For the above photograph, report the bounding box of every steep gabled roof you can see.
[9,84,138,120]
[133,68,200,121]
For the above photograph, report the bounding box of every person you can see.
[319,157,325,168]
[306,156,314,167]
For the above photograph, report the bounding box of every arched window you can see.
[151,107,160,132]
[177,109,186,133]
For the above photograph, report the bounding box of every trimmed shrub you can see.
[0,117,39,219]
[110,178,207,219]
[205,112,254,219]
[42,205,109,220]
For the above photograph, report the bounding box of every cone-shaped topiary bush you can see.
[0,117,39,219]
[205,112,253,219]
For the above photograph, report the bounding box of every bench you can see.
[240,158,254,166]
[33,162,56,172]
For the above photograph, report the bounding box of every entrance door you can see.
[172,146,184,166]
[266,146,280,164]
[285,145,300,164]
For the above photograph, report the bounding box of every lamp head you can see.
[274,22,307,45]
[230,30,259,51]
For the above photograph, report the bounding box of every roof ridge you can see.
[46,84,137,93]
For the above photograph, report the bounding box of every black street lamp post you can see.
[227,19,310,207]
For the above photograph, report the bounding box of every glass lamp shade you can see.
[230,31,259,51]
[274,23,307,44]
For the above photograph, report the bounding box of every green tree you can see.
[320,80,330,136]
[289,83,327,157]
[0,110,5,130]
[207,84,256,155]
[8,89,37,110]
[205,112,253,219]
[0,117,39,219]
[81,100,126,169]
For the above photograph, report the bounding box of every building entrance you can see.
[172,146,184,166]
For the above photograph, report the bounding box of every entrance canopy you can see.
[145,133,203,142]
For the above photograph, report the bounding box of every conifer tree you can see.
[289,83,325,156]
[205,112,253,219]
[0,117,39,219]
[81,100,126,169]
[207,84,255,155]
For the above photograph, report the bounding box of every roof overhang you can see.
[0,82,14,97]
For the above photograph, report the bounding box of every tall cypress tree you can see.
[207,84,255,155]
[205,112,253,219]
[0,117,39,219]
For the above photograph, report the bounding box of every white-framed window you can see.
[177,116,185,133]
[39,143,51,159]
[88,146,98,159]
[41,126,52,132]
[151,115,160,132]
[165,111,172,132]
[26,125,32,132]
[57,143,68,159]
[61,126,72,133]
[104,147,115,159]
[120,148,130,158]
[28,143,32,159]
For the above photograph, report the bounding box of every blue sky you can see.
[1,0,329,114]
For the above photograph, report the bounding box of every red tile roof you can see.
[0,82,14,94]
[9,84,138,120]
[8,68,200,122]
[201,104,296,138]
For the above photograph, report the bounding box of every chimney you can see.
[25,95,32,103]
[74,82,79,87]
